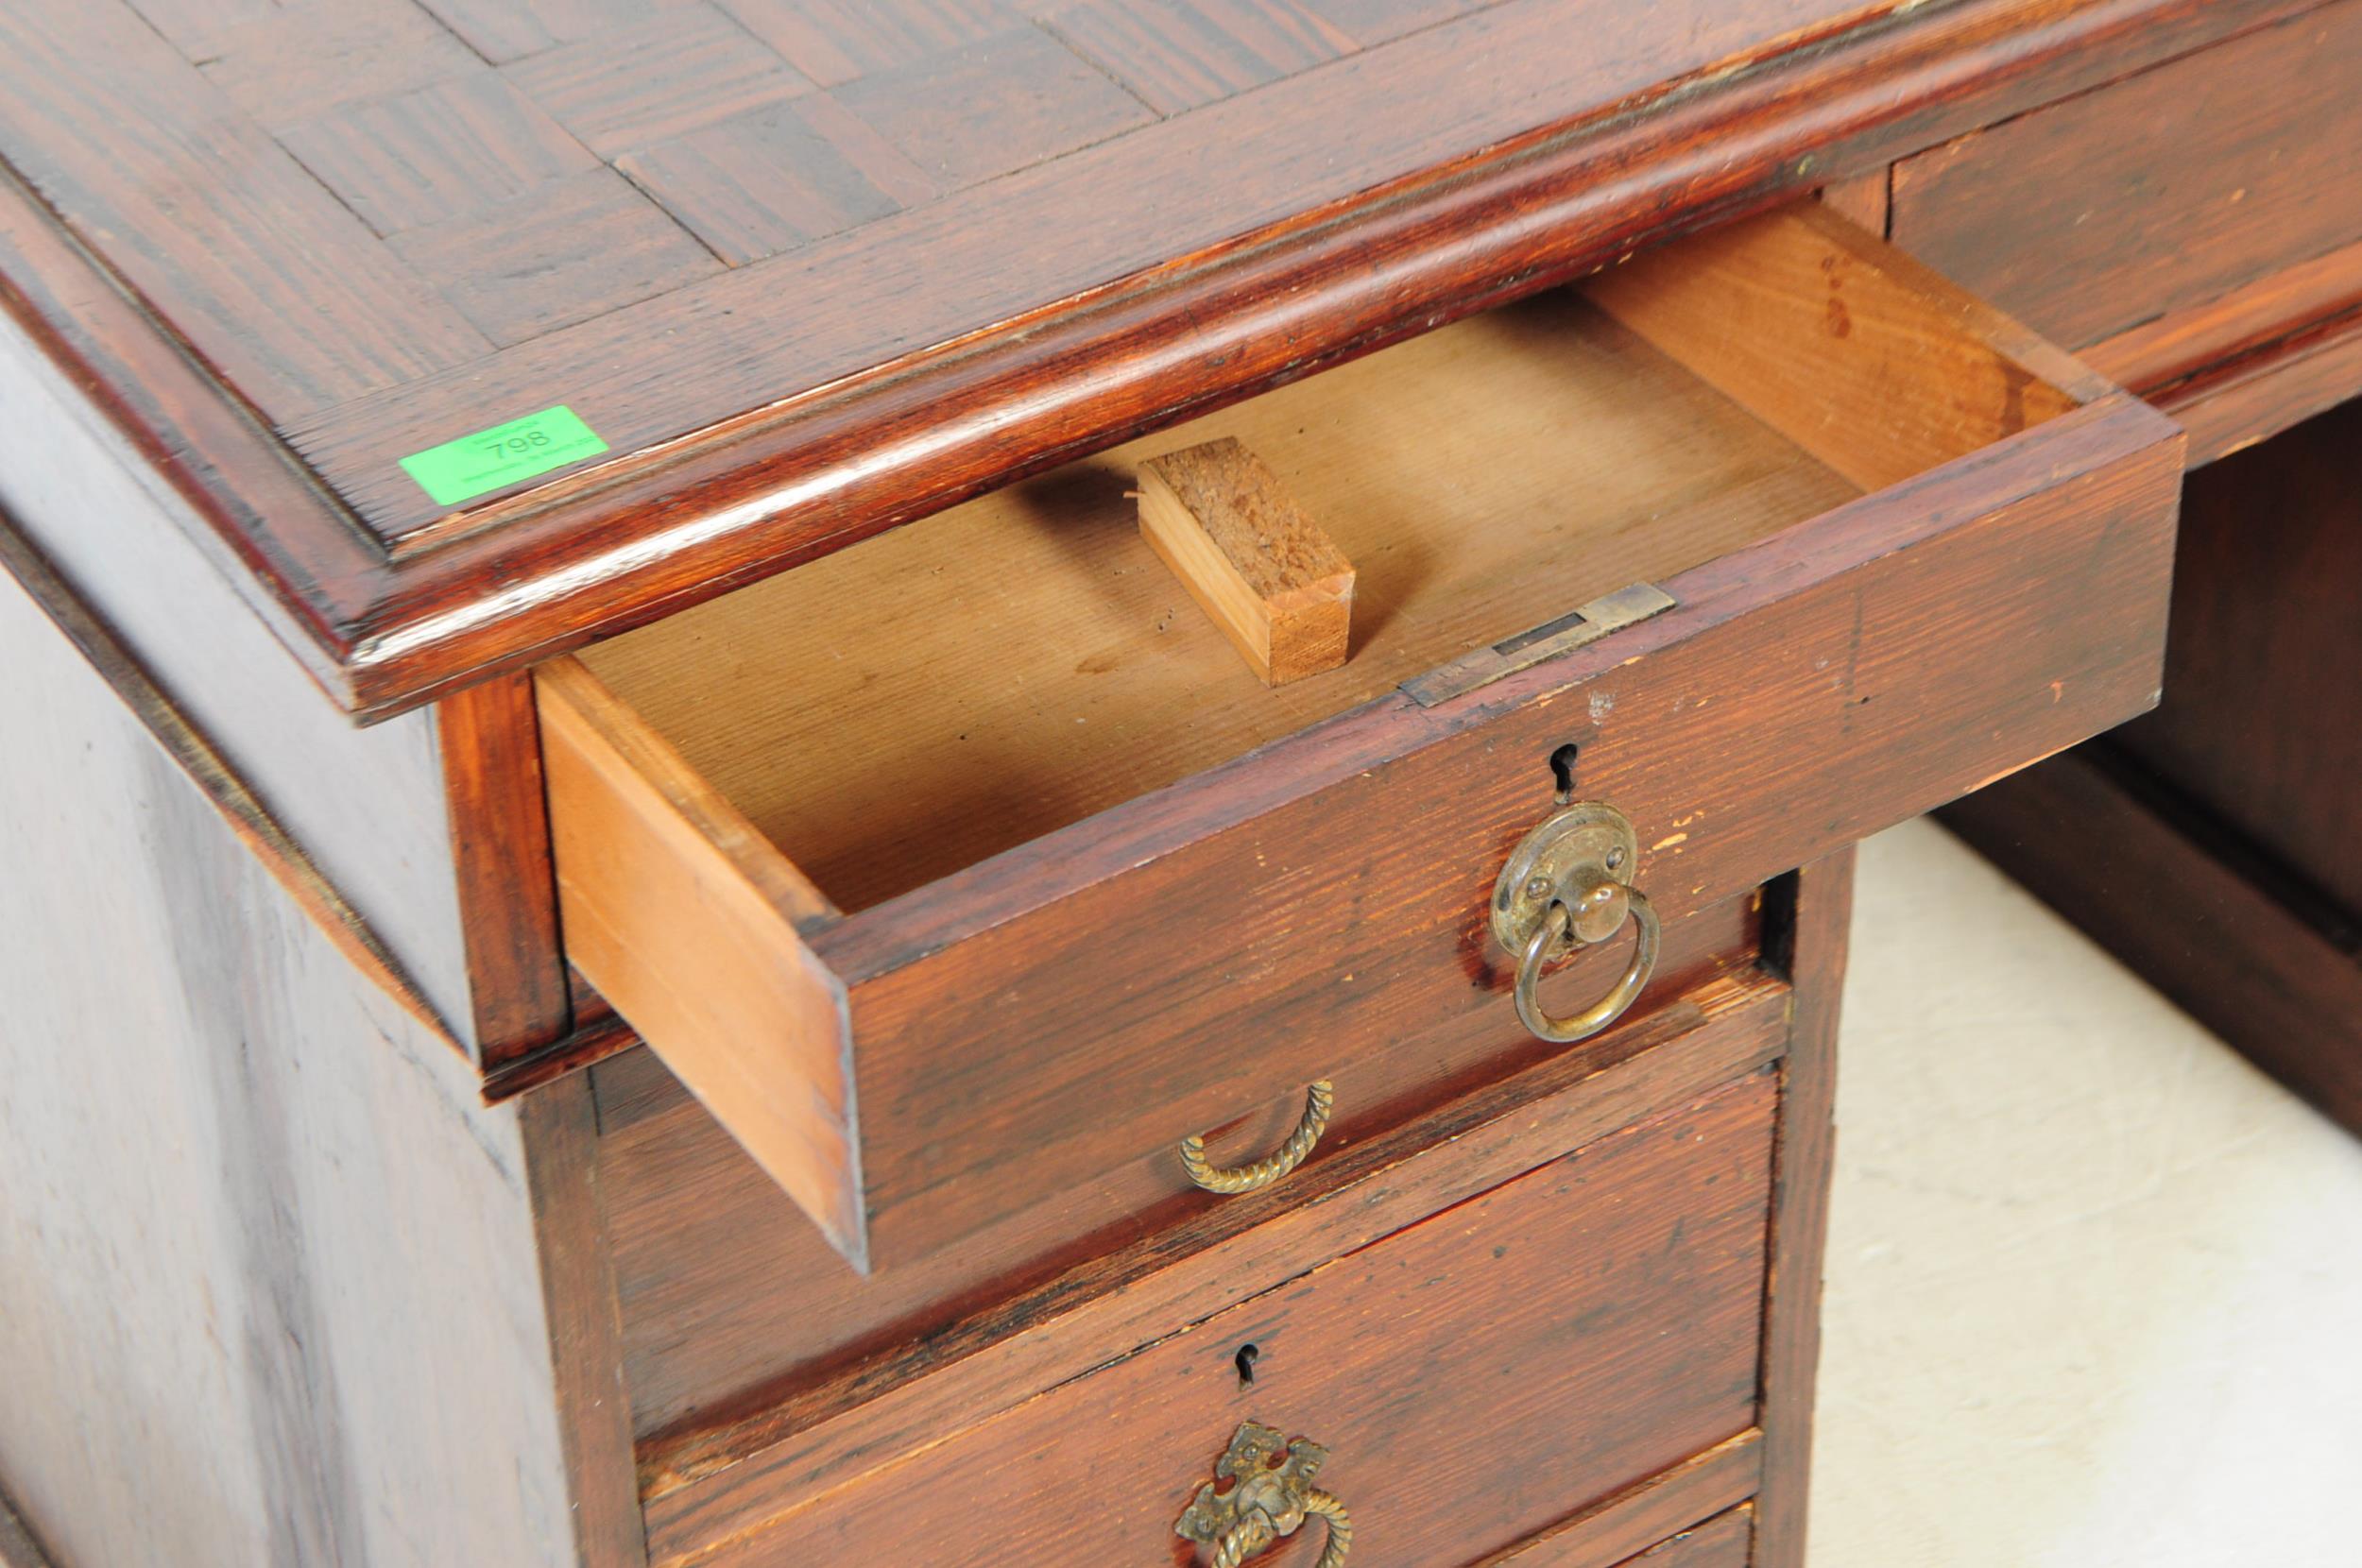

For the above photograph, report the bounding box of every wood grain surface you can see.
[518,1074,651,1568]
[1610,1507,1754,1568]
[1585,204,2090,492]
[1818,172,1891,238]
[1475,1439,1759,1566]
[2155,312,2362,465]
[0,298,484,1042]
[1752,850,1855,1567]
[437,671,573,1064]
[601,895,1762,1446]
[0,513,450,1043]
[0,0,2297,715]
[275,0,1904,532]
[562,390,2180,1269]
[0,1491,54,1568]
[797,386,2174,1276]
[1891,0,2362,349]
[633,971,1792,1540]
[2069,232,2362,463]
[539,654,865,1265]
[2113,399,2362,919]
[577,206,2073,913]
[0,563,597,1568]
[0,1,490,416]
[0,1492,52,1568]
[655,1071,1778,1567]
[1944,401,2362,1135]
[2080,236,2362,401]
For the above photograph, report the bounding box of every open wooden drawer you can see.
[539,203,2182,1272]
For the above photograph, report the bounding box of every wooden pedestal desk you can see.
[0,1,2342,1563]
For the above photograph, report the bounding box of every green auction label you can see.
[399,405,608,506]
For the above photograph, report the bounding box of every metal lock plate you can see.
[1490,799,1639,955]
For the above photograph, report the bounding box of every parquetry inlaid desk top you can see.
[0,0,2305,716]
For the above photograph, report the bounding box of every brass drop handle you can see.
[1492,799,1660,1045]
[1514,884,1660,1043]
[1181,1082,1334,1194]
[1177,1423,1353,1567]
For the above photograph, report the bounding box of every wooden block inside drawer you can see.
[540,202,2183,1274]
[1137,435,1355,684]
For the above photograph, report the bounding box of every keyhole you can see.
[1549,742,1581,803]
[1235,1343,1260,1386]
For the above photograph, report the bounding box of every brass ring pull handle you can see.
[1181,1082,1335,1194]
[1514,886,1660,1043]
[1492,799,1660,1045]
[1178,1423,1352,1568]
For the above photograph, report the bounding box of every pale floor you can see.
[1811,821,2362,1566]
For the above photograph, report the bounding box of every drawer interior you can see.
[569,203,2083,915]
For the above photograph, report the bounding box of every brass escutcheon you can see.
[1491,798,1660,1044]
[1176,1422,1352,1568]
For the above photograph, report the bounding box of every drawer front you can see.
[626,970,1791,1547]
[647,1069,1778,1568]
[540,205,2183,1272]
[1611,1508,1754,1568]
[1891,4,2362,356]
[597,893,1763,1445]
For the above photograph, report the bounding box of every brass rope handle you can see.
[1513,886,1660,1044]
[1178,1424,1350,1567]
[1180,1080,1335,1194]
[1213,1490,1351,1568]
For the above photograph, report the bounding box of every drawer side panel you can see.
[538,657,864,1266]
